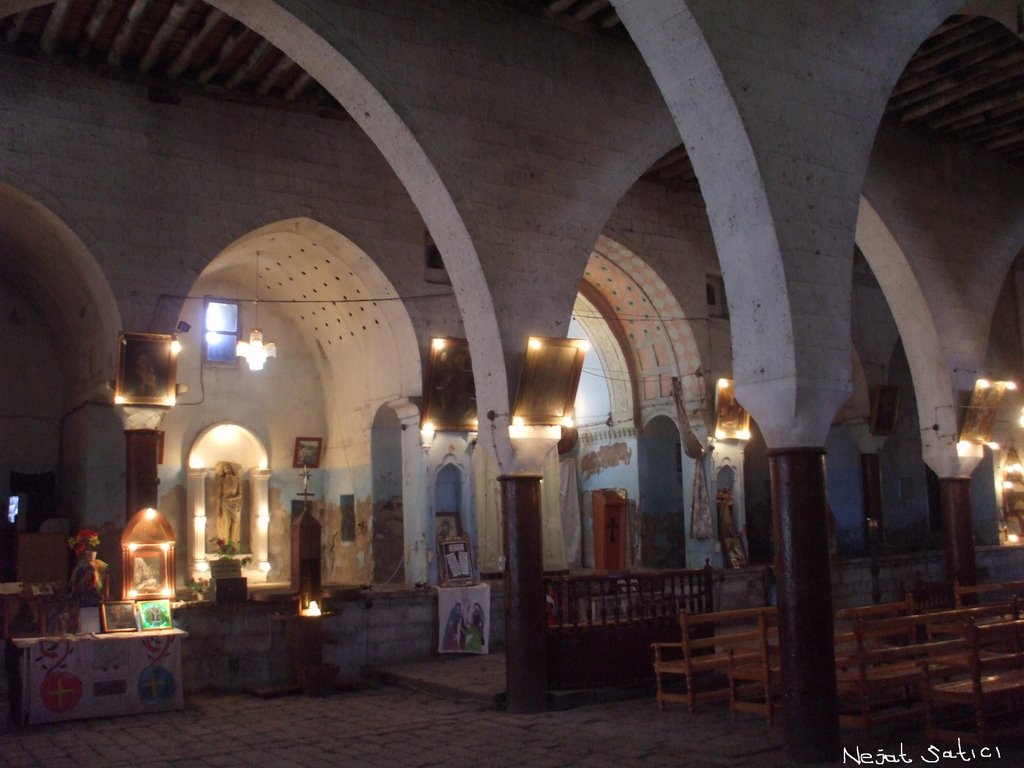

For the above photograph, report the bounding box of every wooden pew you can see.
[954,580,1024,607]
[652,606,775,712]
[919,618,1024,744]
[835,595,915,623]
[835,612,968,733]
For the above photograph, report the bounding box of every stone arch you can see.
[0,181,122,398]
[199,0,511,462]
[856,196,959,476]
[637,413,685,568]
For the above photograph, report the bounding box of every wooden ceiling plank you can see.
[108,0,153,67]
[140,0,196,74]
[901,24,1006,77]
[77,0,116,58]
[40,0,72,55]
[4,10,31,45]
[197,27,245,85]
[942,95,1024,132]
[927,85,1024,130]
[897,56,1024,122]
[574,0,609,22]
[257,52,296,96]
[985,131,1024,151]
[284,70,313,102]
[224,37,270,90]
[891,35,1016,99]
[912,16,991,59]
[166,7,224,79]
[648,145,688,172]
[960,108,1024,142]
[600,10,621,29]
[548,0,577,14]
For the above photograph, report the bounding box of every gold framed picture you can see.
[114,332,178,406]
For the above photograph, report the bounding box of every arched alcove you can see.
[186,423,271,582]
[371,404,404,584]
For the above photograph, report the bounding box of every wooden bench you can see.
[726,609,781,724]
[835,595,914,624]
[919,618,1024,744]
[954,580,1024,607]
[924,598,1020,641]
[652,606,774,712]
[835,612,968,732]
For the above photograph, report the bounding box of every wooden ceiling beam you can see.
[901,22,1004,76]
[198,28,246,85]
[108,0,153,67]
[600,11,621,29]
[4,10,30,45]
[77,0,116,59]
[985,131,1024,151]
[897,55,1024,122]
[548,0,578,13]
[140,0,196,74]
[890,34,1015,99]
[257,52,297,96]
[574,0,609,22]
[928,84,1024,129]
[40,0,71,55]
[166,7,225,79]
[224,38,270,90]
[284,71,313,102]
[960,107,1024,141]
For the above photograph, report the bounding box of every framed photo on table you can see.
[137,599,172,631]
[101,601,137,633]
[292,437,323,468]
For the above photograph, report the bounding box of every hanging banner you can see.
[690,457,714,539]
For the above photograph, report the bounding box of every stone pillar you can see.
[187,468,208,578]
[125,429,160,519]
[769,448,839,763]
[939,477,977,587]
[251,467,272,579]
[500,473,546,713]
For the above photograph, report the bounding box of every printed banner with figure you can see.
[437,583,490,654]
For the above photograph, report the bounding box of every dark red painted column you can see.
[499,473,546,713]
[939,477,977,587]
[860,452,883,543]
[769,447,839,763]
[125,429,160,519]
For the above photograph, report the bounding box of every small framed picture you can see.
[137,599,173,631]
[101,601,138,633]
[293,436,323,468]
[114,332,178,406]
[439,536,475,586]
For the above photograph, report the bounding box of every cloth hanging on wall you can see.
[690,457,714,539]
[672,376,705,460]
[559,459,582,570]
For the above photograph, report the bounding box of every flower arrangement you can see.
[185,577,212,600]
[210,537,252,567]
[68,528,101,557]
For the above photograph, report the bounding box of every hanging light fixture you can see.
[236,250,277,371]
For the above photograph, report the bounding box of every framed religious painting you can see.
[293,437,323,468]
[137,599,173,631]
[512,337,587,425]
[869,385,900,436]
[423,337,478,430]
[713,378,751,440]
[114,332,179,406]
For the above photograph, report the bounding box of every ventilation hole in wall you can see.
[322,282,328,288]
[336,318,341,324]
[338,335,343,341]
[362,325,366,331]
[343,295,348,300]
[300,248,305,253]
[335,276,341,281]
[348,311,353,317]
[360,306,365,312]
[300,315,306,321]
[373,301,378,307]
[288,276,294,281]
[288,254,293,259]
[301,271,307,276]
[374,319,379,325]
[313,264,319,270]
[277,281,283,287]
[350,331,355,337]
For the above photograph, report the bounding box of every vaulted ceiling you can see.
[1,2,1022,189]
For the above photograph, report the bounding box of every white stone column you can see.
[187,468,209,579]
[389,398,427,586]
[250,467,272,580]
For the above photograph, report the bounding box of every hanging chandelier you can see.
[236,251,277,371]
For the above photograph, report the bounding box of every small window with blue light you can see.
[205,300,239,364]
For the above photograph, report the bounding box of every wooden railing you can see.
[543,565,714,690]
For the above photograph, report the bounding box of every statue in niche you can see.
[214,461,243,544]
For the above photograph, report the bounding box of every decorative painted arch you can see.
[585,235,707,426]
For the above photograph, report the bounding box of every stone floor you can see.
[2,654,1022,768]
